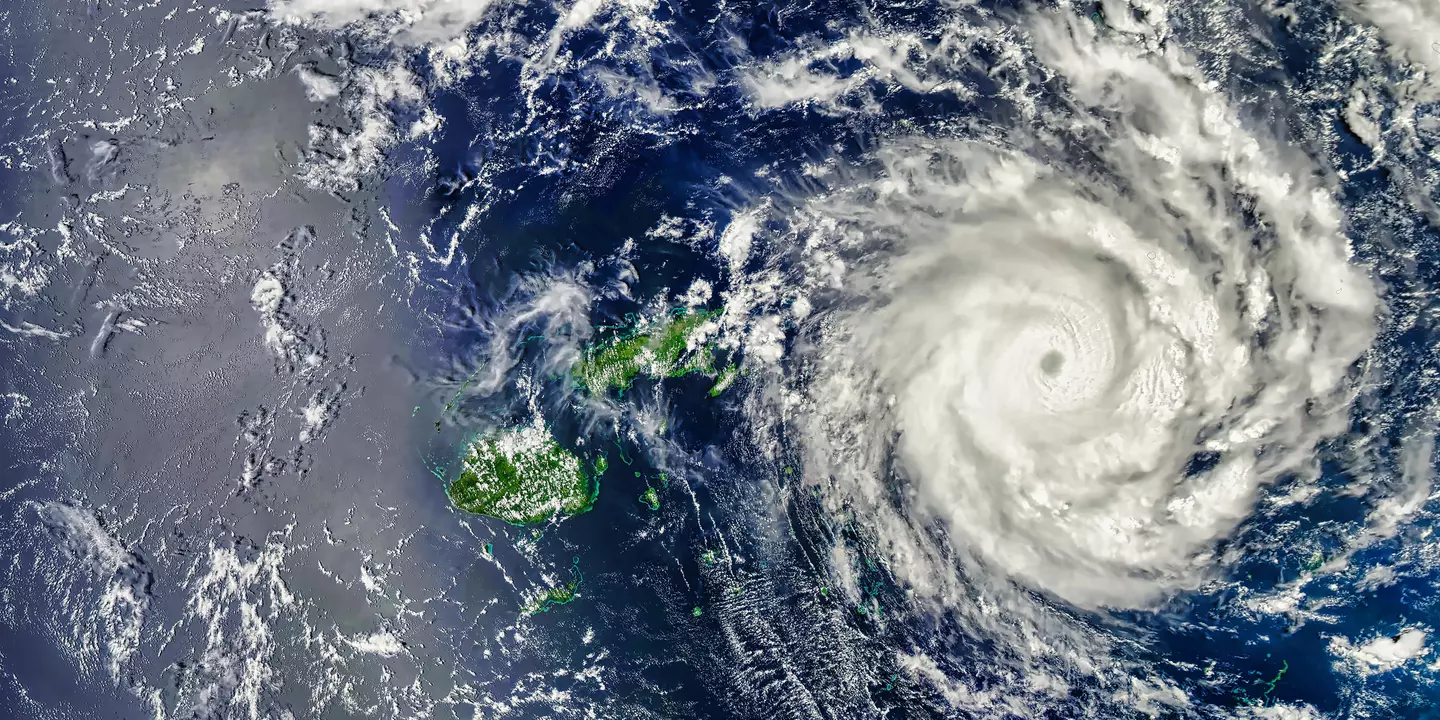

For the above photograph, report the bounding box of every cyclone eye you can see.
[1039,349,1065,376]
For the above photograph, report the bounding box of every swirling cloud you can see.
[747,16,1378,624]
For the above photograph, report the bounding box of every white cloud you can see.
[1330,628,1431,675]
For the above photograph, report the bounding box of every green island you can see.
[574,308,737,397]
[708,364,739,397]
[522,558,585,616]
[523,578,580,615]
[446,421,605,525]
[638,486,660,511]
[1237,658,1289,706]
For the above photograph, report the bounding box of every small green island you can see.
[522,578,580,615]
[446,420,605,525]
[708,363,739,397]
[521,558,585,616]
[638,486,660,511]
[574,308,737,397]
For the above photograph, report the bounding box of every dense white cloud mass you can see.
[1343,0,1440,81]
[735,12,1378,639]
[270,0,506,43]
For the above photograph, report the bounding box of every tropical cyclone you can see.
[755,21,1380,620]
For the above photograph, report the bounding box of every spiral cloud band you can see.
[762,21,1380,616]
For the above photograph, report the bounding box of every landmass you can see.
[522,558,584,615]
[446,420,605,525]
[523,579,580,615]
[574,308,737,397]
[708,364,739,397]
[638,486,660,511]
